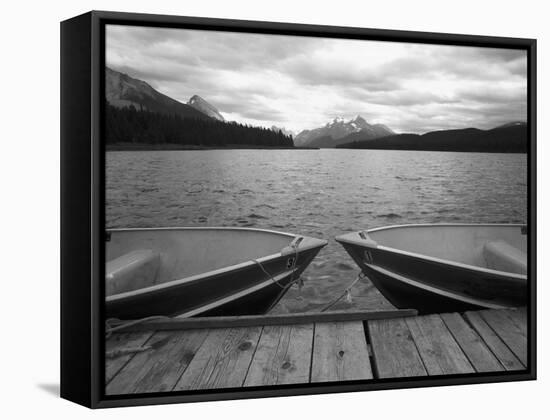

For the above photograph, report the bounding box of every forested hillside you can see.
[105,104,295,148]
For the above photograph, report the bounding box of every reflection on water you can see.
[106,149,527,313]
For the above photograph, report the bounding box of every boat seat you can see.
[483,240,527,275]
[106,250,161,296]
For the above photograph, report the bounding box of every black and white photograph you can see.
[103,22,530,396]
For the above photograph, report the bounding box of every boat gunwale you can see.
[106,227,327,302]
[106,226,298,237]
[335,223,528,281]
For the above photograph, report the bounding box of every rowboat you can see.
[336,224,527,314]
[106,227,327,319]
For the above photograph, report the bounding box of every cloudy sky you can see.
[106,25,527,134]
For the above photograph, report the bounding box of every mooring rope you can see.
[106,345,153,359]
[105,315,170,338]
[252,241,301,290]
[320,271,366,312]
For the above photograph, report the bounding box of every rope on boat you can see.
[320,271,366,312]
[252,241,301,290]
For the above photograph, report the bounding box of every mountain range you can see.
[336,123,527,153]
[106,67,526,153]
[294,116,394,147]
[106,67,218,121]
[105,67,293,148]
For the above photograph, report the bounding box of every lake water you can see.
[106,149,527,313]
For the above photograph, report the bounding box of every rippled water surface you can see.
[106,149,527,313]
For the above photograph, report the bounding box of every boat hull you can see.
[357,261,506,314]
[106,230,326,319]
[336,225,527,314]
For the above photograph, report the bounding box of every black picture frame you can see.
[60,10,537,408]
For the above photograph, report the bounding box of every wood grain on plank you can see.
[479,309,527,366]
[244,324,314,386]
[405,314,474,375]
[311,321,373,382]
[174,327,262,390]
[502,308,527,336]
[464,311,524,370]
[367,318,427,378]
[105,331,155,384]
[106,330,208,395]
[440,313,503,373]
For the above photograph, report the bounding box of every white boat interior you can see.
[106,228,296,296]
[368,224,527,275]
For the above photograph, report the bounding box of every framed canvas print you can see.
[60,10,536,408]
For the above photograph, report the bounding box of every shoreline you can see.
[106,143,526,154]
[106,143,320,151]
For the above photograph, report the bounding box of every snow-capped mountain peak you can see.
[326,116,346,127]
[187,95,225,121]
[294,115,394,147]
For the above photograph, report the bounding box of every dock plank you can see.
[311,321,373,382]
[440,313,503,373]
[174,327,262,390]
[106,330,208,394]
[104,308,525,394]
[502,308,527,336]
[405,314,475,375]
[464,311,524,370]
[479,309,527,366]
[367,318,427,378]
[105,331,155,384]
[244,324,314,386]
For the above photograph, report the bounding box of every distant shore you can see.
[106,143,319,151]
[335,146,527,154]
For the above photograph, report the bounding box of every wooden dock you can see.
[105,307,527,395]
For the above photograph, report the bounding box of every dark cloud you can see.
[106,25,527,133]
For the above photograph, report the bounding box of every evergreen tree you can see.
[105,104,295,148]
